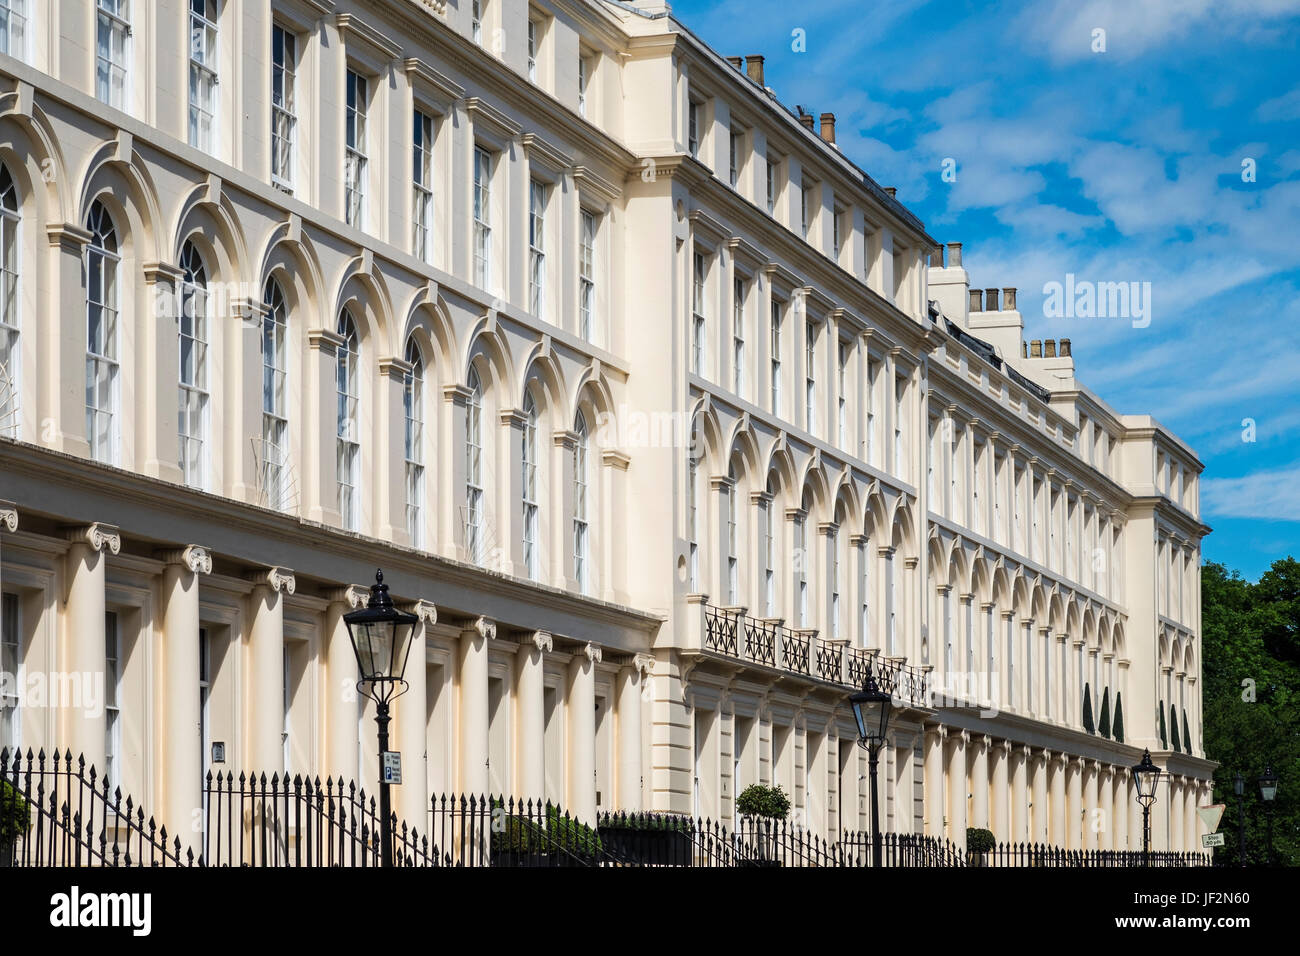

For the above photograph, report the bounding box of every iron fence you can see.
[0,749,1212,868]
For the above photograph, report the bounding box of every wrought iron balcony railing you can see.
[702,603,929,708]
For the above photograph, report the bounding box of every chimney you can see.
[946,242,962,268]
[819,112,836,144]
[931,246,945,268]
[1030,340,1042,357]
[798,111,815,131]
[1044,339,1057,358]
[1002,287,1017,311]
[884,186,897,197]
[1022,342,1029,358]
[745,55,765,86]
[984,288,999,311]
[1059,338,1072,357]
[969,289,984,312]
[725,56,743,70]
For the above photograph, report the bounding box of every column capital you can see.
[634,653,655,679]
[66,523,121,555]
[461,616,497,641]
[520,630,553,653]
[405,600,439,626]
[46,222,93,252]
[580,642,603,665]
[250,566,296,595]
[159,545,213,575]
[327,584,370,608]
[0,501,16,534]
[378,357,414,382]
[307,328,345,355]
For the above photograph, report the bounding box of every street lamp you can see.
[1234,772,1246,866]
[1259,765,1278,866]
[849,667,892,868]
[1130,749,1161,867]
[344,569,418,867]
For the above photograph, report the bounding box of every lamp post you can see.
[849,667,892,869]
[344,570,418,868]
[1234,772,1246,866]
[1131,749,1161,867]
[1259,765,1278,866]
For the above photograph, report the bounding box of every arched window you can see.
[0,164,20,439]
[858,532,870,648]
[85,200,120,464]
[336,309,360,530]
[762,472,777,618]
[178,240,209,488]
[725,458,738,606]
[465,366,483,564]
[687,450,699,592]
[261,277,289,510]
[404,339,425,548]
[569,408,590,590]
[521,390,539,579]
[572,410,590,594]
[796,489,811,627]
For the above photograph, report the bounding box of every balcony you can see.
[685,599,929,708]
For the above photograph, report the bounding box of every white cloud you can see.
[1256,87,1300,122]
[1202,466,1300,522]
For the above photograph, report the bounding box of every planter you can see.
[599,826,694,866]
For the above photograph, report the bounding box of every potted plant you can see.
[966,827,995,866]
[598,811,695,865]
[735,784,790,866]
[0,779,31,868]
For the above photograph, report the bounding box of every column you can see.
[1010,745,1028,842]
[567,642,600,823]
[63,523,120,772]
[923,725,945,837]
[323,584,368,782]
[615,656,651,812]
[141,263,185,483]
[457,617,495,795]
[991,739,1010,840]
[947,730,967,846]
[45,225,93,455]
[970,734,989,831]
[1083,759,1099,851]
[1099,765,1114,851]
[1031,750,1049,844]
[514,631,551,804]
[1066,756,1082,850]
[1049,753,1066,847]
[395,600,437,832]
[893,733,914,834]
[1112,767,1128,851]
[1184,781,1198,854]
[1128,771,1143,852]
[246,567,294,773]
[159,545,212,849]
[378,356,415,545]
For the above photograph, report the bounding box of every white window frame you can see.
[261,278,289,511]
[687,455,699,591]
[526,18,538,81]
[188,0,219,153]
[732,276,745,397]
[336,310,360,531]
[404,340,425,549]
[104,610,121,784]
[579,209,597,341]
[522,390,540,580]
[473,146,493,289]
[85,201,120,465]
[769,299,782,417]
[465,367,484,564]
[692,250,707,376]
[1,592,20,753]
[529,180,546,318]
[96,0,130,111]
[178,241,210,489]
[270,24,297,190]
[413,110,436,263]
[0,0,29,61]
[345,69,369,228]
[573,411,590,594]
[725,465,738,606]
[804,320,816,434]
[0,164,20,440]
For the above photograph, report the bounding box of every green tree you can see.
[1113,692,1125,742]
[1170,704,1181,752]
[1098,687,1111,739]
[1082,684,1094,734]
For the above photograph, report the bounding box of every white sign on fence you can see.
[1202,832,1225,848]
[382,751,402,785]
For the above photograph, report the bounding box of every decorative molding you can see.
[523,630,553,653]
[403,58,464,110]
[251,567,296,595]
[520,132,574,173]
[461,616,496,641]
[327,584,370,609]
[634,653,655,680]
[407,600,439,627]
[67,523,121,555]
[334,12,401,63]
[160,545,213,575]
[0,501,16,534]
[573,165,621,206]
[582,642,603,665]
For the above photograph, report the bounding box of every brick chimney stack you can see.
[725,55,743,70]
[946,242,962,268]
[819,112,836,144]
[746,55,765,86]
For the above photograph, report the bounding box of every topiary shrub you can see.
[966,827,996,854]
[1082,683,1095,734]
[1113,693,1125,743]
[1158,701,1168,749]
[1098,687,1111,739]
[1182,711,1192,755]
[735,783,791,821]
[1170,704,1181,752]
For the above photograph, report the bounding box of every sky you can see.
[669,0,1300,581]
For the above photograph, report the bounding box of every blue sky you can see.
[670,0,1300,581]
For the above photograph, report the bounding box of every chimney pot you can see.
[969,289,984,312]
[884,186,896,197]
[1045,339,1057,358]
[799,112,815,130]
[819,112,836,145]
[1030,339,1042,358]
[946,242,962,268]
[1060,338,1072,357]
[725,56,743,70]
[1022,341,1029,358]
[745,55,765,86]
[931,246,945,268]
[1002,287,1017,311]
[984,288,999,311]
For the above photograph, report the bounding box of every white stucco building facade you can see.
[0,0,1212,854]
